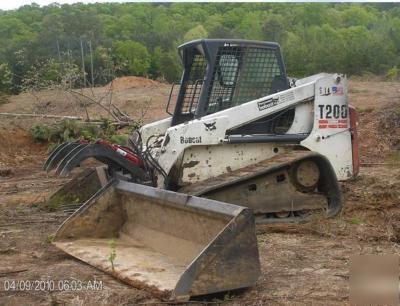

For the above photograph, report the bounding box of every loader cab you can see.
[170,39,290,127]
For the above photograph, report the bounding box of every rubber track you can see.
[179,150,342,222]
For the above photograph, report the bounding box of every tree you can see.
[282,32,308,77]
[183,25,208,42]
[113,40,150,76]
[235,11,264,40]
[150,47,181,82]
[0,63,12,93]
[262,14,287,43]
[304,24,345,74]
[341,5,377,28]
[1,2,400,90]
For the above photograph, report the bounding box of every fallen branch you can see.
[0,220,59,227]
[0,112,83,120]
[68,89,122,122]
[0,112,131,127]
[111,104,131,122]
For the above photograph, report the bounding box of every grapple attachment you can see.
[46,167,108,212]
[44,142,82,172]
[44,141,145,180]
[53,181,260,300]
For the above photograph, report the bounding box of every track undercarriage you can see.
[179,150,342,223]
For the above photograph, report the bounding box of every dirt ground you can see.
[0,76,174,130]
[0,77,399,305]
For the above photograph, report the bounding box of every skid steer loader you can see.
[45,39,359,300]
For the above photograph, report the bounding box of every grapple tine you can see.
[48,142,64,155]
[43,142,71,170]
[46,167,109,212]
[58,143,144,179]
[55,144,89,175]
[45,142,81,172]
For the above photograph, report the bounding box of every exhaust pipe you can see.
[53,180,260,301]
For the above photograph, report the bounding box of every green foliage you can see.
[28,124,53,142]
[349,217,363,225]
[20,58,62,92]
[1,3,400,87]
[109,134,128,146]
[46,234,54,243]
[184,25,208,42]
[28,119,128,145]
[108,238,117,272]
[0,63,12,93]
[262,14,287,43]
[151,47,181,82]
[386,66,399,80]
[113,40,150,76]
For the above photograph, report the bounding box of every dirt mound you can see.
[348,80,400,109]
[378,103,400,148]
[358,102,400,163]
[106,76,165,91]
[0,128,47,168]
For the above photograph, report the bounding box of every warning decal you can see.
[318,118,348,129]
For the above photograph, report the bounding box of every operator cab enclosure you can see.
[171,39,290,126]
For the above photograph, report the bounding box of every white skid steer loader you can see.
[44,39,359,300]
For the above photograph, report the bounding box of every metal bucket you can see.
[53,180,260,301]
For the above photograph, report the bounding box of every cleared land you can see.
[0,78,399,305]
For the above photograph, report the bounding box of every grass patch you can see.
[46,234,54,243]
[356,107,374,114]
[349,217,363,225]
[385,150,400,165]
[394,106,400,117]
[348,88,368,94]
[46,193,81,212]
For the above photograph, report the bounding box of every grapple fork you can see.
[44,142,83,172]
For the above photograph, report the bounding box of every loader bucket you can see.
[53,180,260,301]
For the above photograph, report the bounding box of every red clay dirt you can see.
[0,78,399,305]
[106,76,165,90]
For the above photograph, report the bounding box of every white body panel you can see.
[141,117,172,141]
[179,143,285,185]
[301,77,353,180]
[139,73,354,187]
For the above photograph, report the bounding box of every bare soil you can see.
[0,76,174,130]
[0,77,399,305]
